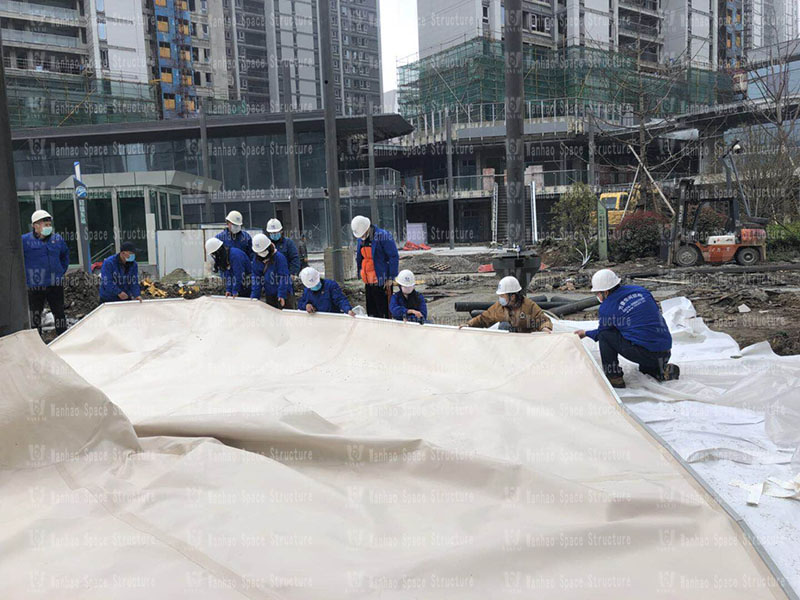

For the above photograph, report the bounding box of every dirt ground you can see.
[47,250,800,356]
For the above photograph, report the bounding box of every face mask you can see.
[41,226,53,236]
[269,233,281,242]
[498,296,509,307]
[257,249,270,258]
[311,283,322,292]
[596,294,604,304]
[230,224,242,234]
[401,285,414,295]
[127,253,136,263]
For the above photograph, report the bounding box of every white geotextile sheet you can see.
[554,297,800,593]
[0,295,775,598]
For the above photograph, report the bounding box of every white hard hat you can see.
[31,210,52,224]
[496,275,522,295]
[396,269,416,287]
[351,215,371,238]
[226,210,243,226]
[591,269,621,292]
[266,218,283,233]
[205,237,224,255]
[252,233,273,255]
[300,266,321,289]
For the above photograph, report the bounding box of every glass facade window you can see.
[44,197,79,265]
[18,196,36,236]
[118,195,149,263]
[87,195,116,263]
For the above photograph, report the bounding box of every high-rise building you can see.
[417,0,717,70]
[222,0,382,115]
[0,0,156,126]
[742,0,798,53]
[141,0,230,118]
[1,0,383,125]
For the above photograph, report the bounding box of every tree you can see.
[733,38,800,222]
[552,182,596,265]
[575,18,727,214]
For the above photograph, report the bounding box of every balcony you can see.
[3,55,83,75]
[0,0,80,23]
[618,0,660,14]
[618,20,660,39]
[1,28,79,49]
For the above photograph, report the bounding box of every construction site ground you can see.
[54,246,800,355]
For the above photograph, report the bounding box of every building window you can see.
[97,0,105,12]
[100,49,109,69]
[98,22,107,40]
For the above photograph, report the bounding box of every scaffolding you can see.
[398,37,733,121]
[5,71,158,129]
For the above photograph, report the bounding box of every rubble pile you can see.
[63,270,101,318]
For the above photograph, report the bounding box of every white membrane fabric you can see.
[0,296,791,598]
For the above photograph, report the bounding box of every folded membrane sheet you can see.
[0,297,789,598]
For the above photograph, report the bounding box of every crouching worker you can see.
[99,242,142,303]
[390,269,427,324]
[462,276,551,333]
[205,237,251,298]
[574,269,679,389]
[298,267,355,316]
[250,233,291,308]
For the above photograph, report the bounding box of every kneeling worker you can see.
[390,270,427,324]
[205,237,251,298]
[99,242,143,303]
[574,269,679,388]
[298,267,355,316]
[463,276,551,332]
[250,233,291,308]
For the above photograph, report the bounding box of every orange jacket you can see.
[360,245,378,284]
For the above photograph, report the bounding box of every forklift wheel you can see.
[675,245,701,267]
[735,247,760,266]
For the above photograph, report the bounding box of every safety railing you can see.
[618,0,660,12]
[0,0,81,22]
[339,168,400,189]
[618,20,660,37]
[2,28,80,48]
[398,98,639,142]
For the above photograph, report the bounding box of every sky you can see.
[379,0,419,93]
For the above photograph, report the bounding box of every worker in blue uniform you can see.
[575,269,680,388]
[250,233,291,309]
[99,242,143,303]
[298,267,355,316]
[265,218,301,275]
[22,209,70,334]
[216,210,253,260]
[205,237,251,298]
[390,269,427,324]
[351,215,399,319]
[265,218,299,308]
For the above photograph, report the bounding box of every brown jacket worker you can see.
[463,276,552,333]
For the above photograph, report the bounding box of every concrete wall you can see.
[417,0,483,58]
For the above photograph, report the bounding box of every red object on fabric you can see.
[477,264,495,273]
[402,241,431,251]
[91,261,103,273]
